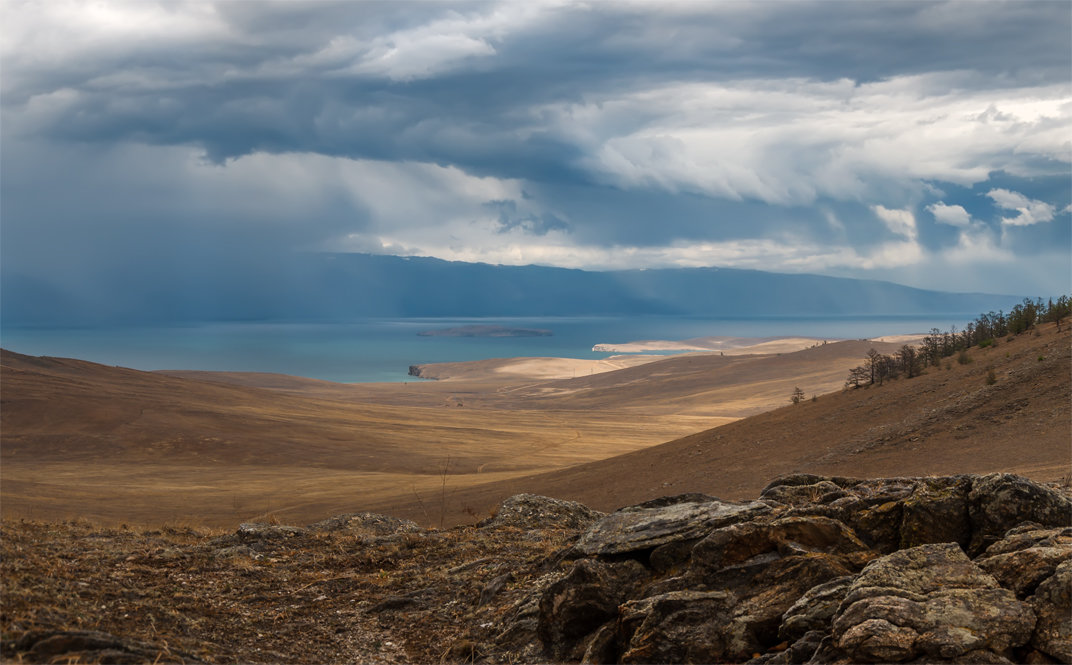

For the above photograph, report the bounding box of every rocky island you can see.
[417,325,553,338]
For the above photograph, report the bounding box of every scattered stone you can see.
[483,493,605,531]
[307,512,421,537]
[235,522,307,542]
[478,572,513,606]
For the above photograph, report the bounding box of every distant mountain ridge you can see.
[2,253,1021,326]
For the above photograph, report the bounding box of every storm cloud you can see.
[2,0,1069,299]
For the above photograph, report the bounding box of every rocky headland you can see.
[4,472,1070,664]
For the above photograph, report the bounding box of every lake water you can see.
[1,315,974,383]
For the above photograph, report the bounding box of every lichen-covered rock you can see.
[727,554,859,660]
[760,480,848,506]
[898,475,971,549]
[616,590,735,664]
[484,494,605,531]
[785,630,826,664]
[679,517,874,659]
[830,543,1035,662]
[778,575,854,642]
[689,516,874,581]
[968,474,1072,556]
[575,498,770,556]
[307,512,421,537]
[1029,558,1072,663]
[617,493,718,511]
[537,558,648,661]
[235,522,306,542]
[852,500,904,554]
[975,525,1072,597]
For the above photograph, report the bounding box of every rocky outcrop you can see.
[828,543,1035,662]
[496,473,1072,664]
[307,511,421,537]
[483,493,605,531]
[575,495,770,556]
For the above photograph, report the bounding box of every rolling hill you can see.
[1,322,1067,528]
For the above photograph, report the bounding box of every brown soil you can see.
[0,518,577,664]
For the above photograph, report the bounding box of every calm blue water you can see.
[1,315,974,383]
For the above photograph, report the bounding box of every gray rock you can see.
[975,525,1072,597]
[831,543,1035,662]
[576,498,771,556]
[785,630,826,663]
[761,480,848,507]
[689,516,874,582]
[236,522,306,542]
[674,517,874,659]
[967,474,1072,556]
[778,576,854,642]
[581,622,618,664]
[537,558,648,661]
[616,493,719,511]
[1029,558,1072,663]
[898,475,972,549]
[616,590,736,664]
[307,512,421,537]
[484,493,605,531]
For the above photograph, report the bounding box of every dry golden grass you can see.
[0,516,577,663]
[1,338,886,528]
[2,325,1067,530]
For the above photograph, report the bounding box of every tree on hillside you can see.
[790,386,805,404]
[897,344,920,378]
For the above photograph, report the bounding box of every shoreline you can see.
[407,334,927,382]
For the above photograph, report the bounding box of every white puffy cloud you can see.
[872,205,918,241]
[987,188,1058,227]
[927,202,973,227]
[560,76,1070,206]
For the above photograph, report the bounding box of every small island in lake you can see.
[417,324,552,337]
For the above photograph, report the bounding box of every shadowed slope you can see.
[372,323,1071,525]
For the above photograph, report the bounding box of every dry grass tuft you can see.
[1,517,578,663]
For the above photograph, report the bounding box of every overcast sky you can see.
[2,0,1070,298]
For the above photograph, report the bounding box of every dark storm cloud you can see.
[6,1,1068,171]
[1,0,1069,297]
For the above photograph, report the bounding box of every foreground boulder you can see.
[495,473,1072,663]
[828,543,1035,663]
